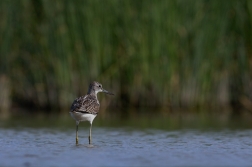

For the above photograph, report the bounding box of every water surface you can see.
[1,127,252,167]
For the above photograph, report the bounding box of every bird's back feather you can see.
[70,94,100,115]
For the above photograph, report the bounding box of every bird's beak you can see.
[102,89,114,95]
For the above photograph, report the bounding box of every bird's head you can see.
[89,81,114,95]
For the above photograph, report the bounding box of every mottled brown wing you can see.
[70,95,100,115]
[70,95,86,112]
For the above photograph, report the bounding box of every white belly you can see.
[70,112,97,124]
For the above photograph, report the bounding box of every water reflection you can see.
[0,127,252,167]
[0,112,252,166]
[2,111,252,130]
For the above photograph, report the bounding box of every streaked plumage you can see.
[69,81,114,145]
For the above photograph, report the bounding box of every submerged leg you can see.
[76,122,79,145]
[88,123,92,145]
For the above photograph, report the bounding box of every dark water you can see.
[1,126,252,167]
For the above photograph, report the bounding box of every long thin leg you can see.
[76,122,79,145]
[88,123,92,145]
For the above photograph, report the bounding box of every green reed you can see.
[0,0,251,113]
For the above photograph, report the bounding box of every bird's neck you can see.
[87,89,98,97]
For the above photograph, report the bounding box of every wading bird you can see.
[70,81,114,145]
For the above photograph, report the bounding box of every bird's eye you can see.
[99,85,101,87]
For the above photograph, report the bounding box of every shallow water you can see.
[1,127,252,167]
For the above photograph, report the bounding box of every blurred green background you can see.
[0,0,252,119]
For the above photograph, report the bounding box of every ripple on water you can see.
[0,128,252,166]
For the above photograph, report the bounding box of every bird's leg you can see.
[89,123,92,145]
[76,122,79,145]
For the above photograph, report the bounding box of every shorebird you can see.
[70,81,114,145]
